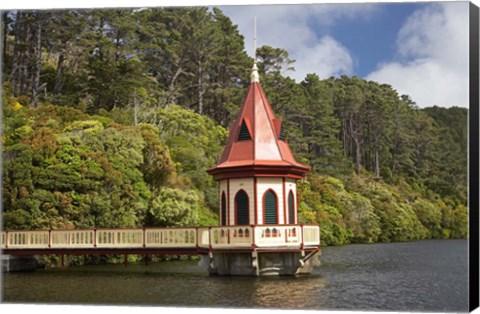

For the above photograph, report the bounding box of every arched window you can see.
[221,192,227,225]
[288,191,295,224]
[235,190,249,225]
[263,189,278,224]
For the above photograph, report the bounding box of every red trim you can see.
[208,227,212,250]
[262,188,279,225]
[2,247,320,256]
[294,187,298,224]
[195,227,199,249]
[234,189,250,225]
[300,224,304,250]
[227,179,230,225]
[283,178,287,225]
[254,177,258,225]
[288,190,295,224]
[251,225,256,249]
[208,165,309,181]
[218,182,221,225]
[221,191,227,226]
[252,85,256,159]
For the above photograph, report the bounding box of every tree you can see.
[300,73,347,174]
[147,188,199,227]
[256,45,295,75]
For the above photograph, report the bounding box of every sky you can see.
[0,0,474,108]
[219,2,471,108]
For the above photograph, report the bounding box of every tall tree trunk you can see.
[30,13,42,107]
[133,89,138,126]
[167,64,183,104]
[197,61,204,115]
[350,118,362,173]
[53,54,65,94]
[2,12,8,71]
[374,129,380,177]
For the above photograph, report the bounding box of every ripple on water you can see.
[2,240,468,312]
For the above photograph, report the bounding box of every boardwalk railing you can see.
[1,225,320,252]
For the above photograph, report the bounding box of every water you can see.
[1,240,469,312]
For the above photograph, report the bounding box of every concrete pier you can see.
[202,251,321,276]
[1,255,37,272]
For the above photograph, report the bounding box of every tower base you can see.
[200,250,320,276]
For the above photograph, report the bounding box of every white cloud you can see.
[294,36,353,80]
[366,2,469,108]
[220,4,379,81]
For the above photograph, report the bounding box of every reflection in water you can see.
[2,240,468,312]
[250,276,327,309]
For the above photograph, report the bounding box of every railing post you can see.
[208,226,212,252]
[93,229,97,248]
[48,230,52,248]
[300,224,304,250]
[5,231,8,249]
[251,225,256,250]
[195,227,199,250]
[143,228,146,248]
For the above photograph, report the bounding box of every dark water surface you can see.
[1,240,469,312]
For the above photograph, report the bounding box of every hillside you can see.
[1,7,468,246]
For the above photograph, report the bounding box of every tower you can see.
[205,62,320,276]
[207,63,310,228]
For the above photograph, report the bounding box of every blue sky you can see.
[219,2,470,108]
[321,3,424,77]
[0,0,472,108]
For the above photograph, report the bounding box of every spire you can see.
[251,16,260,83]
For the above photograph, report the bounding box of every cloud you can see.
[294,36,353,80]
[366,3,469,108]
[220,4,379,81]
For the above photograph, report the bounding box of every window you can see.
[221,192,227,225]
[235,190,249,225]
[264,189,278,224]
[238,120,252,141]
[288,191,295,224]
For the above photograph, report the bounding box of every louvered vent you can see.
[238,120,252,141]
[279,124,285,141]
[264,190,277,224]
[235,190,249,225]
[288,191,295,224]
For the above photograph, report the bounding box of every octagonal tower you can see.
[207,63,310,228]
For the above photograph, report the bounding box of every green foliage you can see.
[298,173,465,246]
[152,104,227,209]
[2,8,468,256]
[148,188,199,227]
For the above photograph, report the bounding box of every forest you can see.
[1,7,468,249]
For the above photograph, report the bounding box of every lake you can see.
[1,239,469,312]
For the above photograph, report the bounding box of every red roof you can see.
[207,79,310,180]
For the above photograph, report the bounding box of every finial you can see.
[251,62,259,83]
[251,16,259,83]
